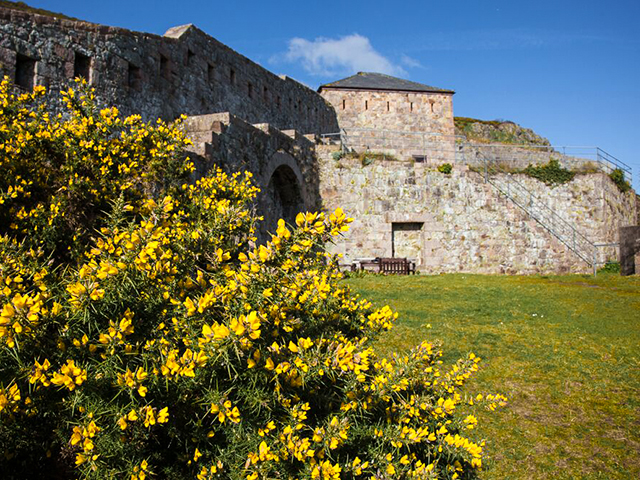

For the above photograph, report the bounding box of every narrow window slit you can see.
[74,52,91,80]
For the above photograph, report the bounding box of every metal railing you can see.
[321,127,631,271]
[320,128,633,184]
[471,147,598,271]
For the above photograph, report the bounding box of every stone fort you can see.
[1,2,637,274]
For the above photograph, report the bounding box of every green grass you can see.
[345,273,640,480]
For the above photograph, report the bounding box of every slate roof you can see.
[318,72,454,94]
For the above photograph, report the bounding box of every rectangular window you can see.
[15,53,35,90]
[365,100,368,110]
[263,86,268,102]
[128,62,141,89]
[247,82,253,98]
[159,54,170,80]
[186,49,195,66]
[276,95,281,108]
[208,63,215,82]
[74,52,91,80]
[342,99,345,110]
[410,102,413,112]
[230,68,236,85]
[387,101,390,112]
[412,155,426,163]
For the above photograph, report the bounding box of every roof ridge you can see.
[319,72,454,94]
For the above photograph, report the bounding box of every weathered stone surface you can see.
[619,226,640,276]
[318,145,637,274]
[319,87,455,163]
[183,113,319,241]
[454,117,551,146]
[0,5,338,134]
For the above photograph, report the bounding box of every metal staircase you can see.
[320,128,632,271]
[469,147,597,268]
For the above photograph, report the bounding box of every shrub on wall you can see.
[438,163,453,175]
[608,168,631,193]
[522,159,575,186]
[0,79,505,479]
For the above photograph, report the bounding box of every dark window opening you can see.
[410,102,413,112]
[386,101,390,112]
[186,49,195,66]
[15,54,36,90]
[365,100,368,110]
[276,95,281,108]
[230,68,236,85]
[412,155,426,163]
[263,86,268,102]
[208,63,215,82]
[247,82,253,98]
[128,62,142,89]
[74,52,91,80]
[159,54,170,80]
[342,99,345,110]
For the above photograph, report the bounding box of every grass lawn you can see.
[345,272,640,480]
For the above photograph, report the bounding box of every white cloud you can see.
[280,34,406,77]
[400,54,423,69]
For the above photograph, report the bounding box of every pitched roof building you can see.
[319,72,456,163]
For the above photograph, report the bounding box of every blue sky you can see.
[26,0,640,190]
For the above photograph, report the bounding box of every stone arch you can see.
[259,151,309,239]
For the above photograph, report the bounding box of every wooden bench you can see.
[379,257,415,275]
[352,257,416,275]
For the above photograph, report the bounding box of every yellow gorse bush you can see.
[0,80,505,479]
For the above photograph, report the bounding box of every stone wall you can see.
[619,226,640,275]
[457,143,610,174]
[320,88,454,163]
[318,144,637,274]
[0,5,338,134]
[183,113,320,241]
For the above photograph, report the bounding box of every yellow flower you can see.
[157,407,169,423]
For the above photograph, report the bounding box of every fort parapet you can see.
[0,5,338,134]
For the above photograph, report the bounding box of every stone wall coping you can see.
[385,213,434,223]
[184,112,314,151]
[0,5,318,97]
[320,86,454,96]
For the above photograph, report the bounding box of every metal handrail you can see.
[472,147,598,267]
[322,127,626,270]
[320,128,633,184]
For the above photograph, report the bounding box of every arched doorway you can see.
[261,164,305,238]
